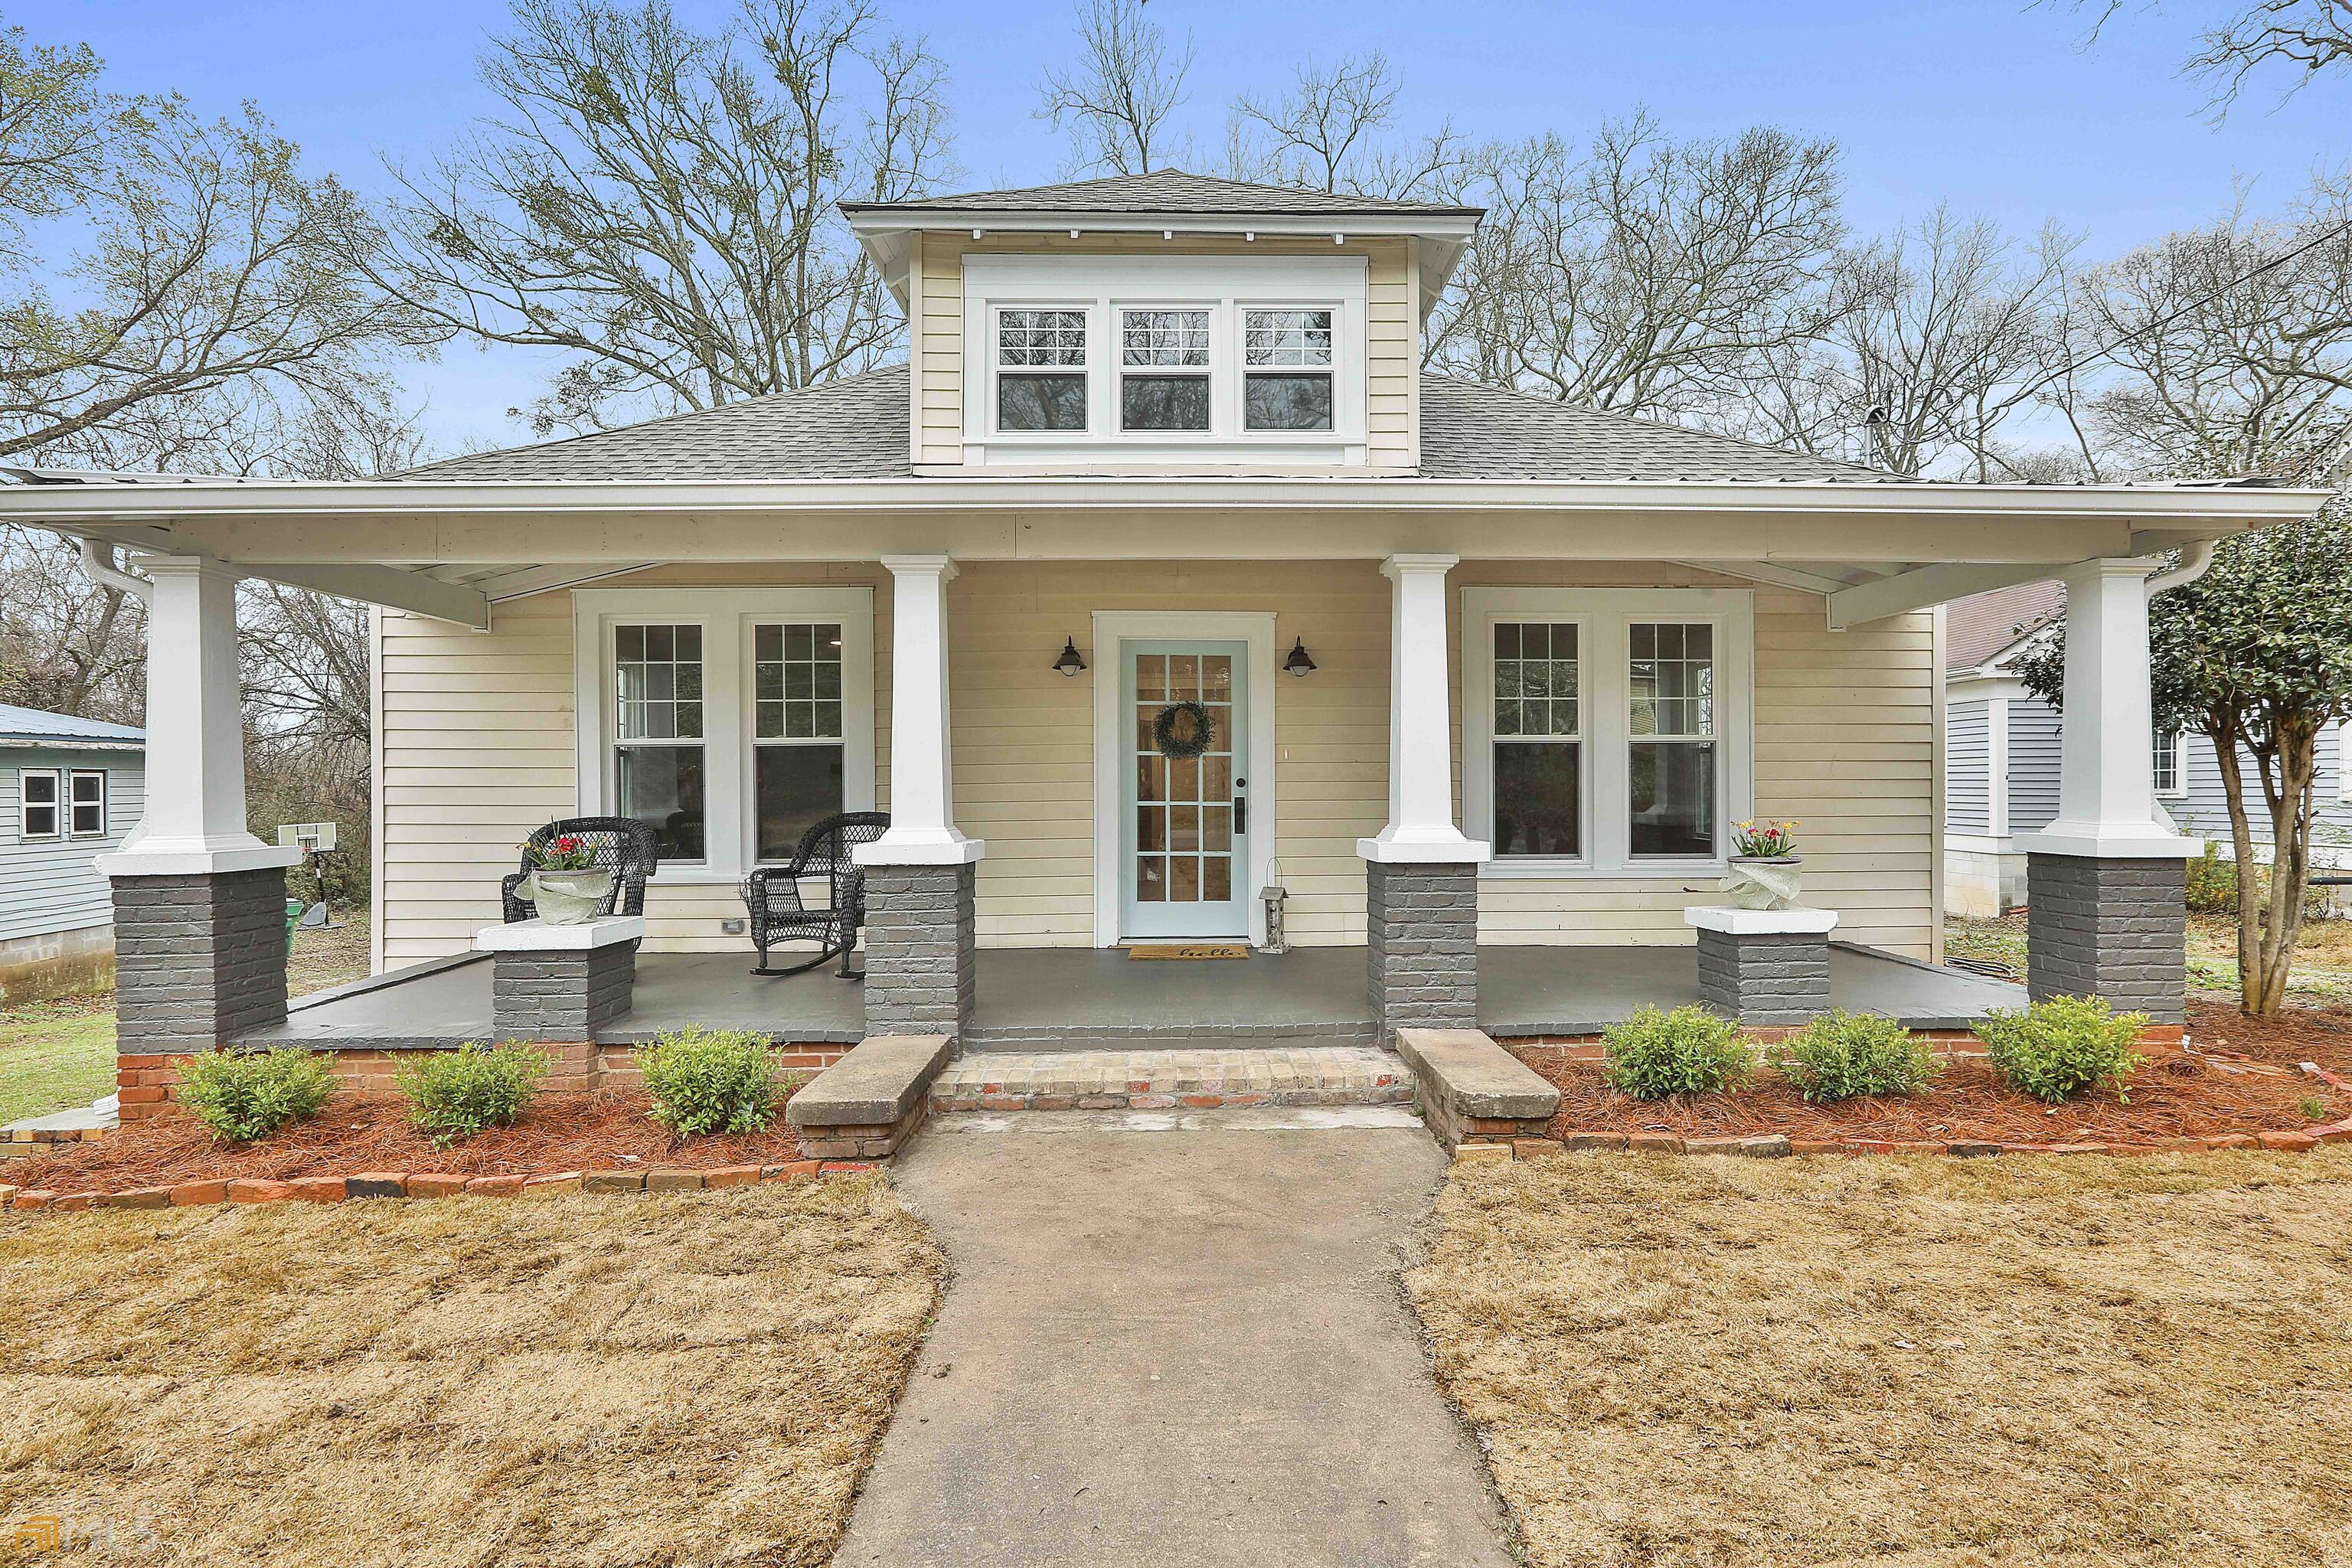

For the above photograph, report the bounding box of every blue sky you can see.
[21,0,2346,452]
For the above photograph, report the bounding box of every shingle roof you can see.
[0,704,144,746]
[399,365,1897,485]
[839,169,1480,219]
[1948,581,2066,670]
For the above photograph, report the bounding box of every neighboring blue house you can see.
[1943,584,2352,916]
[0,704,145,1001]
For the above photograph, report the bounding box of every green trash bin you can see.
[286,897,305,951]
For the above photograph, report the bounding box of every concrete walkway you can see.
[833,1109,1516,1568]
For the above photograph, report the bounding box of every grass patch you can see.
[0,1001,115,1124]
[1409,1147,2352,1568]
[0,1176,942,1567]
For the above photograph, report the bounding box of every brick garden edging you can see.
[0,1159,880,1214]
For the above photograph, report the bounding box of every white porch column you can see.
[1360,554,1486,1037]
[2014,556,2197,1024]
[854,554,981,1040]
[100,554,297,877]
[95,554,300,1060]
[2019,557,2196,857]
[1358,553,1490,865]
[856,554,983,867]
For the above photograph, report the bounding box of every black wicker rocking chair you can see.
[501,816,660,924]
[740,812,891,977]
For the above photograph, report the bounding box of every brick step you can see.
[933,1046,1414,1112]
[959,1021,1378,1055]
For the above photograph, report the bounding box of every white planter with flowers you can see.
[519,833,613,926]
[1721,819,1803,911]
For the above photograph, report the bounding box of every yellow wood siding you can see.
[913,233,1418,470]
[375,557,1936,964]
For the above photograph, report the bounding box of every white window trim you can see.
[17,767,60,841]
[2153,727,2190,801]
[67,768,106,838]
[573,587,876,884]
[1089,610,1279,948]
[962,253,1368,466]
[1461,588,1754,880]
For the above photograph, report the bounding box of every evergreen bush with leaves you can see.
[1766,1010,1942,1102]
[176,1047,338,1142]
[1601,1004,1755,1099]
[396,1043,550,1147]
[1973,996,2148,1104]
[635,1028,785,1136]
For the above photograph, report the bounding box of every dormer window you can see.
[1243,309,1334,431]
[1121,309,1210,431]
[996,308,1088,431]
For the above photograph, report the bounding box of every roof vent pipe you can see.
[77,538,152,603]
[2147,540,2217,595]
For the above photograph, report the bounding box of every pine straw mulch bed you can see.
[1408,1146,2352,1568]
[2189,996,2352,1075]
[8,1089,805,1193]
[0,1175,943,1568]
[1508,1039,2348,1147]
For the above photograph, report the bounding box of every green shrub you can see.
[1973,995,2148,1105]
[1601,1004,1754,1100]
[2184,843,2238,915]
[635,1028,784,1136]
[176,1047,337,1142]
[396,1043,550,1147]
[1767,1011,1943,1102]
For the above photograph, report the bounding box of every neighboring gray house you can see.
[0,705,145,1001]
[1943,583,2352,916]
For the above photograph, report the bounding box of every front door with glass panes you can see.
[1121,641,1249,939]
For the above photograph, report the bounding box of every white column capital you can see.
[877,554,959,584]
[1379,552,1460,580]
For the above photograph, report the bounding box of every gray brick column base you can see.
[111,867,290,1052]
[491,946,635,1040]
[2026,852,2187,1024]
[863,863,977,1040]
[1695,929,1831,1027]
[1366,860,1478,1037]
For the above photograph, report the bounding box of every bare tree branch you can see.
[1036,0,1191,178]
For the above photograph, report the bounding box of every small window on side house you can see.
[614,622,707,861]
[2153,728,2187,798]
[18,769,60,839]
[997,308,1088,431]
[67,769,105,837]
[1243,309,1333,431]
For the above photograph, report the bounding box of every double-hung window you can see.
[613,623,707,861]
[17,769,59,840]
[1120,309,1210,431]
[1243,308,1334,430]
[67,769,105,837]
[996,308,1088,431]
[753,622,847,861]
[578,589,875,881]
[1464,590,1753,874]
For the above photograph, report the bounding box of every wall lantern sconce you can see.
[1283,637,1318,678]
[1054,635,1088,676]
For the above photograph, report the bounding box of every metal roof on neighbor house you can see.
[400,365,1900,485]
[0,704,145,749]
[838,168,1482,219]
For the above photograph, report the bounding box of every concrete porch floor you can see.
[235,941,2024,1050]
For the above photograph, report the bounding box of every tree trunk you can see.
[2210,722,2269,1013]
[2248,720,2321,1017]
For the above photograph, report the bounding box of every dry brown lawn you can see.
[1409,1148,2352,1568]
[0,1177,942,1566]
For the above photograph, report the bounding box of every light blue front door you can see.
[1121,640,1250,940]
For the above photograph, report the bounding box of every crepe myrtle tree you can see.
[2014,510,2352,1015]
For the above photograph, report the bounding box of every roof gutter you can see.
[77,537,151,603]
[2146,539,2218,593]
